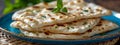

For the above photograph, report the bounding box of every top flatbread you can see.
[11,18,100,34]
[11,0,111,28]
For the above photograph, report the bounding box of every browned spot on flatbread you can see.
[101,27,105,30]
[46,8,54,10]
[44,30,51,35]
[57,24,64,26]
[87,29,92,32]
[29,18,34,21]
[60,12,66,15]
[32,6,40,9]
[48,14,52,17]
[43,2,48,6]
[59,16,64,18]
[51,18,55,20]
[77,0,81,2]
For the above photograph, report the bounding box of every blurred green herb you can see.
[52,0,68,13]
[83,10,88,12]
[3,0,55,14]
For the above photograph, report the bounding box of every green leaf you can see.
[15,0,21,3]
[61,7,68,13]
[4,0,13,7]
[42,0,55,2]
[3,0,13,14]
[3,6,13,14]
[52,8,60,13]
[52,0,67,13]
[14,0,28,8]
[52,0,63,13]
[57,0,63,9]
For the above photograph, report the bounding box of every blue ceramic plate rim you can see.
[0,12,120,44]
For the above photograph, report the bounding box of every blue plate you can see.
[0,12,120,44]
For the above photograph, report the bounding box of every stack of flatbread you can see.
[10,0,119,40]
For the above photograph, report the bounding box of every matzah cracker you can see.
[11,18,100,34]
[21,20,119,39]
[11,0,111,28]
